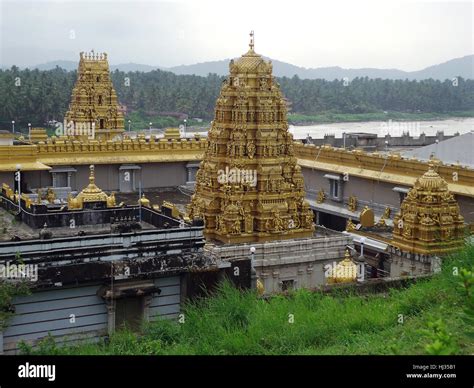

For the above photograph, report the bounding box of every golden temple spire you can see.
[67,164,112,209]
[65,52,124,141]
[327,249,358,284]
[249,30,254,51]
[188,37,314,244]
[392,164,465,255]
[89,164,95,185]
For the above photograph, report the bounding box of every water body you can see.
[289,118,474,140]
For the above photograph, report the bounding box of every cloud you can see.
[1,0,472,69]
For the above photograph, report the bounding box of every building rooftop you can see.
[0,207,160,241]
[402,131,474,168]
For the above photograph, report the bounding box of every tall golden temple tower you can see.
[392,164,465,255]
[189,33,314,244]
[64,51,124,141]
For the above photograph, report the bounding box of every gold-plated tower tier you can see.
[392,164,465,255]
[64,51,124,141]
[189,34,314,243]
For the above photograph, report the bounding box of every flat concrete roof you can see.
[403,131,474,168]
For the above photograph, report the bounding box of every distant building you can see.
[64,51,124,141]
[402,131,474,168]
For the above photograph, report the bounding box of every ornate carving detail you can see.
[346,218,357,231]
[392,164,465,255]
[65,52,124,141]
[316,188,326,204]
[67,165,116,209]
[347,195,357,212]
[188,35,313,243]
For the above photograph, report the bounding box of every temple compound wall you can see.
[207,228,352,294]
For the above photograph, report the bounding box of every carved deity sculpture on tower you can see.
[64,51,124,141]
[189,33,315,243]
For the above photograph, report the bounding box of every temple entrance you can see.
[55,172,68,187]
[115,296,144,332]
[100,119,105,129]
[317,211,347,231]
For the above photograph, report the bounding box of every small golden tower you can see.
[68,165,111,209]
[392,164,465,255]
[64,52,124,141]
[189,32,314,243]
[138,193,151,208]
[327,249,358,284]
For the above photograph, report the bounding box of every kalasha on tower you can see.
[189,33,315,244]
[64,51,124,141]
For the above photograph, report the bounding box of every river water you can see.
[288,118,474,140]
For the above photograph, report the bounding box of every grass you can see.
[22,244,474,355]
[287,110,474,125]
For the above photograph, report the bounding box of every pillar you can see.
[106,300,116,335]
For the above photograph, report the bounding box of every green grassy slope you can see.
[23,245,474,355]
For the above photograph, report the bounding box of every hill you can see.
[27,55,474,81]
[168,55,474,81]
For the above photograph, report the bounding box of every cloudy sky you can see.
[0,0,472,70]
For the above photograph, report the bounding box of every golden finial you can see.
[139,193,151,208]
[249,30,254,50]
[256,278,264,296]
[89,164,95,184]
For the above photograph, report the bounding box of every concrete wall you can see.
[302,166,474,223]
[2,275,182,354]
[206,231,353,294]
[149,276,181,320]
[303,167,403,213]
[141,162,187,188]
[8,163,188,193]
[3,284,108,354]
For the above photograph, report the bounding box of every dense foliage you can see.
[22,245,474,355]
[0,66,473,129]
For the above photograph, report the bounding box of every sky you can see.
[0,0,472,70]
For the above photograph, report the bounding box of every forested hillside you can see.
[0,66,473,129]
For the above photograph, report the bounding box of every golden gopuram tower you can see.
[392,164,465,255]
[189,34,314,244]
[64,51,124,141]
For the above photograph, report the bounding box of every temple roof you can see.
[403,131,474,168]
[232,49,268,73]
[416,164,449,191]
[230,32,272,75]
